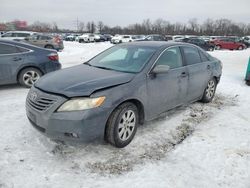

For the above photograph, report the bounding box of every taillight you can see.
[54,36,61,44]
[48,53,59,61]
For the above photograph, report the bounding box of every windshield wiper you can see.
[84,62,92,66]
[93,66,114,71]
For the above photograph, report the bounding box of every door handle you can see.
[13,57,22,61]
[207,65,211,70]
[180,72,188,77]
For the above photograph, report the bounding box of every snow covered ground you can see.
[0,41,250,188]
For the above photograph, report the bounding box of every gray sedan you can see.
[0,39,61,87]
[26,42,222,148]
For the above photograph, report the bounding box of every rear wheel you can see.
[246,80,250,86]
[201,78,217,103]
[238,46,244,50]
[45,45,54,49]
[105,102,138,148]
[18,67,42,88]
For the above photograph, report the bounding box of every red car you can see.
[213,37,246,50]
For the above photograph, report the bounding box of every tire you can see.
[238,46,243,50]
[215,45,221,50]
[246,80,250,86]
[201,78,217,103]
[45,45,54,49]
[208,47,214,51]
[105,102,138,148]
[18,67,42,88]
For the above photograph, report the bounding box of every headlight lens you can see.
[57,96,106,112]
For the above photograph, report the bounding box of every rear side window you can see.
[155,47,183,69]
[40,35,52,40]
[182,46,201,65]
[0,43,19,54]
[16,46,30,52]
[15,33,30,37]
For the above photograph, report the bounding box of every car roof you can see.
[5,31,37,34]
[0,39,55,51]
[118,41,189,49]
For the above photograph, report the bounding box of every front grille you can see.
[27,92,57,112]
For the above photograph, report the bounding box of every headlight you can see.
[57,96,106,112]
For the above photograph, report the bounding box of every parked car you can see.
[182,37,215,51]
[0,39,61,87]
[132,35,146,41]
[110,35,123,44]
[0,31,37,41]
[65,34,80,41]
[241,36,250,48]
[111,35,134,44]
[212,37,246,50]
[138,34,166,41]
[94,34,106,42]
[101,34,113,41]
[78,33,95,43]
[26,41,222,148]
[24,34,64,51]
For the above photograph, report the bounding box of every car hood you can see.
[35,64,135,97]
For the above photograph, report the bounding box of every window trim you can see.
[0,42,33,56]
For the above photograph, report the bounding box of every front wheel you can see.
[105,102,138,148]
[215,45,221,50]
[45,45,54,49]
[18,67,42,88]
[208,47,214,51]
[201,78,217,103]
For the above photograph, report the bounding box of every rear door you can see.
[147,46,188,118]
[0,43,26,84]
[181,46,212,102]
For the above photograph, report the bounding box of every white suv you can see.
[1,31,37,41]
[111,35,134,44]
[78,33,95,43]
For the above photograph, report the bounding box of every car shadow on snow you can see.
[0,84,27,91]
[36,93,239,176]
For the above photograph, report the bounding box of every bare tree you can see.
[78,22,85,32]
[97,21,104,33]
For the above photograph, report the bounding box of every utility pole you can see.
[76,17,79,32]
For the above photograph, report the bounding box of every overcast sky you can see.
[0,0,249,29]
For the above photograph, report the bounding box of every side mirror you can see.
[152,65,170,74]
[24,37,29,41]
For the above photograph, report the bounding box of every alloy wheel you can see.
[23,71,40,87]
[118,110,136,141]
[205,80,215,99]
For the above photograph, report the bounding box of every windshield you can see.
[88,45,156,73]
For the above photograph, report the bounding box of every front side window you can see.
[88,46,156,73]
[155,47,183,69]
[182,46,201,65]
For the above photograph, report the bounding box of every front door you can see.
[146,46,188,119]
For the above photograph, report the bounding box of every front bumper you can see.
[26,87,109,142]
